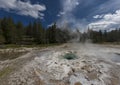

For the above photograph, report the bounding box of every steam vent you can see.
[63,52,77,60]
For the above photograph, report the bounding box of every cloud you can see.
[57,0,101,31]
[47,23,54,27]
[87,0,120,31]
[57,0,120,31]
[57,11,65,17]
[57,0,82,29]
[89,0,120,17]
[89,10,120,31]
[0,0,46,19]
[62,0,80,13]
[93,15,104,19]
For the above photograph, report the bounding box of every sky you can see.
[0,0,120,31]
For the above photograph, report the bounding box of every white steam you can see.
[57,0,87,32]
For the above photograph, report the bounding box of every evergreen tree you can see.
[15,21,24,44]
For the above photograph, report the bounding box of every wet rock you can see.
[86,70,98,80]
[74,82,82,85]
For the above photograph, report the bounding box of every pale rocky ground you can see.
[0,43,120,85]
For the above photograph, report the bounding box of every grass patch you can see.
[0,43,62,49]
[0,67,12,78]
[0,51,27,61]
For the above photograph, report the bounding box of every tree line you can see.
[89,29,120,43]
[0,17,120,44]
[80,29,120,43]
[0,17,71,44]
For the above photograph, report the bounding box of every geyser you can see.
[63,53,77,60]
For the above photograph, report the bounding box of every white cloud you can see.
[57,14,61,17]
[89,10,120,31]
[57,0,82,29]
[0,0,46,19]
[75,2,80,6]
[57,0,90,32]
[93,15,104,19]
[90,0,120,17]
[57,11,65,17]
[60,11,65,15]
[47,23,54,27]
[57,0,120,31]
[62,0,80,13]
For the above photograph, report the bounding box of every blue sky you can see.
[0,0,120,31]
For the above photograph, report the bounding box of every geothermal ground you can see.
[0,43,120,85]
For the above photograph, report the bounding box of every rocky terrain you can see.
[0,43,120,85]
